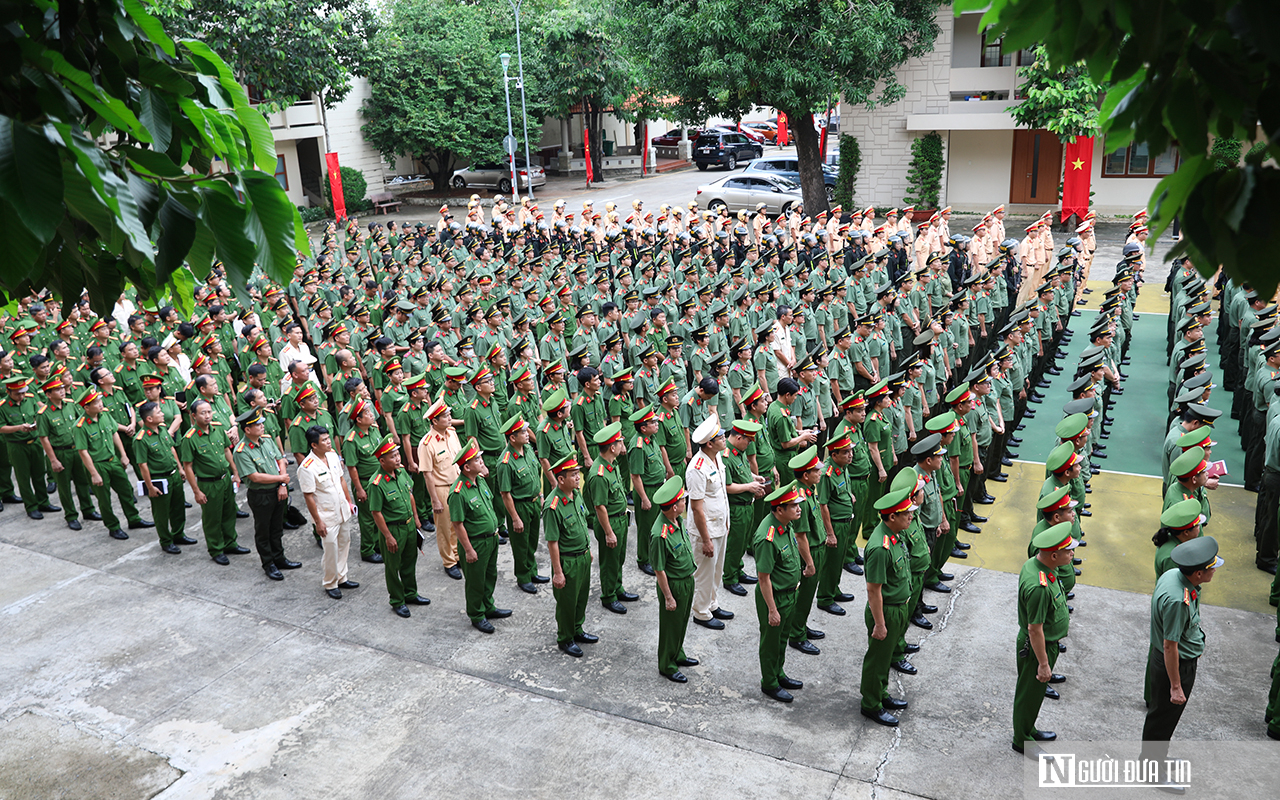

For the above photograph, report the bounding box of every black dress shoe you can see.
[264,565,284,581]
[905,642,921,654]
[789,639,821,655]
[559,641,584,657]
[619,591,639,602]
[991,474,1008,482]
[1009,436,1022,445]
[184,502,192,509]
[394,605,411,618]
[1079,509,1092,517]
[532,574,550,583]
[276,559,302,570]
[969,513,988,523]
[693,617,725,630]
[225,545,250,555]
[1028,396,1043,405]
[161,543,181,554]
[2,494,22,504]
[806,627,825,640]
[1074,568,1082,576]
[326,588,343,599]
[1016,423,1026,431]
[236,509,250,518]
[1268,728,1280,741]
[960,521,981,533]
[175,535,197,545]
[639,563,656,576]
[1001,456,1014,466]
[282,520,301,530]
[573,632,599,644]
[473,618,496,634]
[938,572,954,580]
[445,565,462,580]
[486,608,513,619]
[955,541,971,550]
[109,528,128,539]
[925,581,952,593]
[84,509,103,521]
[1072,557,1082,565]
[1048,673,1066,684]
[603,600,627,614]
[779,675,803,690]
[910,613,933,629]
[740,573,758,584]
[68,519,82,531]
[976,495,994,504]
[39,503,61,513]
[836,592,855,602]
[861,707,898,726]
[1023,411,1035,418]
[723,582,747,596]
[1044,686,1060,700]
[891,659,917,675]
[951,548,968,558]
[712,607,734,620]
[1082,503,1091,509]
[883,696,909,711]
[46,481,56,494]
[519,582,539,594]
[844,562,865,575]
[27,510,43,520]
[919,602,938,614]
[664,670,688,683]
[1091,451,1107,459]
[763,686,793,703]
[212,554,230,565]
[407,595,431,605]
[1058,641,1067,653]
[817,602,846,616]
[338,580,359,589]
[1032,730,1057,741]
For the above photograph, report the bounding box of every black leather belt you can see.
[561,548,588,558]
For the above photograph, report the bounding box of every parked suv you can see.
[693,131,763,171]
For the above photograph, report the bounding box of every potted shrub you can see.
[903,131,943,220]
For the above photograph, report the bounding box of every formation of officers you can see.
[2,191,1274,749]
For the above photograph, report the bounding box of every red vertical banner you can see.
[584,128,594,186]
[325,152,346,221]
[1061,135,1094,221]
[776,112,789,146]
[642,121,649,176]
[819,114,828,160]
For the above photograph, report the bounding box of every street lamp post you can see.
[506,0,535,200]
[499,52,519,204]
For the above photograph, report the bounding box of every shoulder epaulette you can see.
[470,399,479,409]
[75,417,85,428]
[346,430,356,442]
[502,452,511,464]
[541,422,551,432]
[184,427,196,438]
[452,481,463,493]
[114,364,124,373]
[597,463,606,476]
[825,466,833,476]
[36,403,46,413]
[235,441,246,452]
[1038,570,1048,587]
[212,421,223,427]
[1183,588,1192,606]
[293,415,304,425]
[550,495,560,509]
[575,396,584,405]
[686,395,696,405]
[766,526,775,542]
[371,474,383,485]
[882,536,891,549]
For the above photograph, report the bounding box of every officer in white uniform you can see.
[686,414,734,629]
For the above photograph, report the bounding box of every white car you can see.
[695,173,805,214]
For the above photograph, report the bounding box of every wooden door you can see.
[1009,129,1063,205]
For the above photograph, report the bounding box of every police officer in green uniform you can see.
[536,388,575,485]
[831,393,871,575]
[753,481,805,703]
[179,397,241,561]
[629,404,666,576]
[36,375,97,529]
[1154,498,1204,579]
[0,376,58,518]
[234,409,295,581]
[496,415,546,594]
[860,487,915,726]
[1165,446,1211,525]
[369,433,430,618]
[450,437,511,633]
[1012,521,1075,754]
[463,365,507,529]
[722,419,766,594]
[395,373,432,515]
[816,431,858,615]
[651,475,700,682]
[587,422,636,613]
[341,398,384,564]
[135,400,191,553]
[786,446,826,656]
[545,454,597,657]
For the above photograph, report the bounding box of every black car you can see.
[693,131,763,171]
[742,157,839,201]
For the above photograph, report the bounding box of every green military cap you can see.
[1066,375,1093,395]
[1161,497,1205,531]
[1186,402,1221,422]
[764,481,804,506]
[787,445,820,472]
[943,382,971,405]
[709,301,729,318]
[550,453,581,474]
[1036,485,1072,512]
[925,411,958,433]
[444,366,470,380]
[909,432,945,458]
[567,343,589,360]
[912,329,934,346]
[1055,413,1089,439]
[501,414,529,435]
[653,475,686,507]
[890,466,922,493]
[1173,388,1202,406]
[1176,427,1216,449]
[1063,398,1096,418]
[730,418,763,436]
[1183,371,1213,392]
[1169,446,1207,479]
[1031,521,1077,551]
[612,366,635,382]
[628,404,657,425]
[1170,535,1223,570]
[2,375,30,387]
[541,387,569,413]
[1045,441,1078,473]
[394,300,416,312]
[236,409,264,428]
[965,366,991,386]
[593,421,623,445]
[754,320,774,336]
[629,315,648,332]
[874,486,916,513]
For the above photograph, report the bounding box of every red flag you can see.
[1061,136,1094,221]
[642,122,649,176]
[776,113,789,146]
[819,112,828,159]
[325,152,346,220]
[584,128,594,185]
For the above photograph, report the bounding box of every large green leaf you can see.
[0,117,65,245]
[122,0,177,58]
[240,170,299,284]
[200,182,257,302]
[139,87,173,152]
[155,194,198,289]
[235,105,278,174]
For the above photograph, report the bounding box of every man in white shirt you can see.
[277,322,319,393]
[686,415,733,630]
[297,424,358,599]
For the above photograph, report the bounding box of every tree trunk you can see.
[586,100,604,179]
[791,112,829,217]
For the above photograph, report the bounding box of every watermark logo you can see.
[1038,754,1190,789]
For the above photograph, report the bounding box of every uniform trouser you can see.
[860,473,889,541]
[894,569,927,659]
[926,501,960,584]
[248,486,287,568]
[968,447,990,504]
[197,474,237,555]
[380,521,419,607]
[7,440,49,513]
[593,510,629,602]
[510,498,543,585]
[146,470,186,546]
[1012,635,1061,745]
[482,453,506,530]
[723,503,755,584]
[657,574,694,676]
[432,484,459,568]
[691,527,728,620]
[957,466,974,517]
[462,531,499,622]
[0,438,14,496]
[816,517,854,606]
[1140,651,1198,774]
[846,476,871,562]
[553,550,591,643]
[409,471,428,519]
[860,601,910,712]
[91,459,142,531]
[756,583,798,691]
[321,517,353,589]
[52,447,96,521]
[634,485,662,567]
[788,541,826,643]
[1245,407,1267,486]
[355,482,379,557]
[1266,644,1280,736]
[1256,468,1280,569]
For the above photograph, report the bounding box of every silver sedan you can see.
[450,160,546,193]
[694,173,805,214]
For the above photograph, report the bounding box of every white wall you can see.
[325,76,391,192]
[274,139,304,206]
[952,13,983,69]
[946,129,1013,211]
[1089,138,1160,215]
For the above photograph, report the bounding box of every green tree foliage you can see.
[0,0,305,316]
[834,135,861,209]
[903,132,944,209]
[626,0,944,214]
[153,0,376,110]
[1010,45,1105,139]
[1211,137,1242,171]
[957,0,1280,293]
[328,166,368,215]
[361,0,545,191]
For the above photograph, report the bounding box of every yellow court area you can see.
[970,463,1274,615]
[1074,279,1171,314]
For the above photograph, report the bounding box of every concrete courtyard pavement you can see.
[3,491,1276,799]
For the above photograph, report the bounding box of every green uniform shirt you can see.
[448,474,500,534]
[73,412,119,462]
[543,487,591,552]
[36,399,82,449]
[657,409,687,465]
[650,516,695,578]
[536,419,575,466]
[817,462,855,519]
[863,521,912,604]
[570,392,609,455]
[464,395,505,453]
[289,410,337,457]
[178,423,232,479]
[394,400,430,453]
[747,410,775,474]
[723,445,754,505]
[902,517,931,574]
[628,432,666,487]
[342,426,382,482]
[369,467,415,524]
[585,458,628,515]
[495,445,541,501]
[796,485,822,548]
[0,393,40,443]
[233,436,284,485]
[766,400,800,459]
[1017,556,1071,642]
[912,465,943,528]
[134,426,179,475]
[751,513,802,588]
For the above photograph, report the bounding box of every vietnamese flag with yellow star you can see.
[1061,136,1094,220]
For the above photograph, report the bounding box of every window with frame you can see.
[981,33,1036,68]
[1102,142,1179,177]
[274,154,288,190]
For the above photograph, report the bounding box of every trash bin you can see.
[602,140,615,157]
